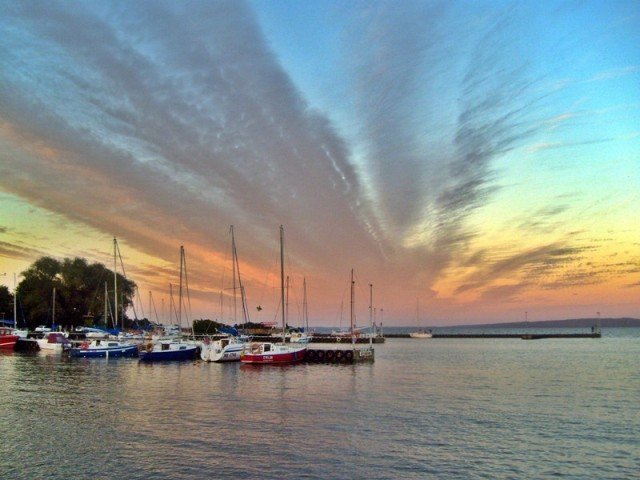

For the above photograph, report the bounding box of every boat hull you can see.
[0,335,19,350]
[409,333,432,338]
[241,346,306,364]
[201,343,244,362]
[69,345,139,358]
[139,346,198,362]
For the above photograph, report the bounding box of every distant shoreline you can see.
[448,317,640,329]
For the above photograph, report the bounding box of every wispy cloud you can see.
[0,0,637,322]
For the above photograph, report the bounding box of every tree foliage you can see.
[0,285,13,322]
[16,256,137,330]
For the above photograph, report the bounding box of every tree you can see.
[16,256,137,330]
[0,285,13,323]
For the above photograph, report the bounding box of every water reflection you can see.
[1,333,639,479]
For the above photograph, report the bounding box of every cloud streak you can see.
[1,0,638,323]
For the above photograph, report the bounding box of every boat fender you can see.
[81,341,90,350]
[335,350,344,362]
[316,350,325,362]
[326,350,335,361]
[344,350,354,362]
[305,350,315,361]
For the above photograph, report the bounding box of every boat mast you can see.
[280,225,286,344]
[114,237,118,331]
[350,269,355,346]
[104,282,108,328]
[13,273,17,329]
[178,246,184,329]
[369,283,373,347]
[169,283,174,324]
[303,277,308,332]
[52,287,56,328]
[231,226,237,325]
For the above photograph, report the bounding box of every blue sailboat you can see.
[69,339,139,358]
[139,340,198,362]
[139,246,199,362]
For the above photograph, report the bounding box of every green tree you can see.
[16,256,137,330]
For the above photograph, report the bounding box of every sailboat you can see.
[140,245,199,362]
[409,299,432,338]
[0,327,20,350]
[201,225,250,362]
[290,277,312,344]
[241,226,307,364]
[37,288,71,352]
[11,274,28,339]
[69,238,139,358]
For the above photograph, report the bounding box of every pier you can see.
[304,347,374,363]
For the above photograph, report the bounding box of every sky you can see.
[1,0,639,327]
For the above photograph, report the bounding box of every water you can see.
[1,329,638,479]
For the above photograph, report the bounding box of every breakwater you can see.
[386,332,601,339]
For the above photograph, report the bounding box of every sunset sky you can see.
[1,0,639,327]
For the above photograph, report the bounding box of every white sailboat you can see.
[201,225,250,362]
[410,300,432,338]
[290,277,312,344]
[37,288,71,351]
[12,274,28,339]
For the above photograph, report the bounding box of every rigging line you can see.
[105,293,114,329]
[135,285,146,319]
[169,283,180,324]
[182,247,192,325]
[116,239,139,320]
[287,276,303,327]
[149,291,159,324]
[87,269,107,315]
[231,225,251,324]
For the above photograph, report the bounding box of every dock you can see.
[304,346,374,363]
[15,338,40,351]
[247,334,385,344]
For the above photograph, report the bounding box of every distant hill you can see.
[455,318,640,328]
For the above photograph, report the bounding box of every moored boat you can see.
[289,331,312,344]
[410,329,433,339]
[201,336,247,362]
[139,340,198,362]
[241,341,307,364]
[241,226,306,365]
[36,331,72,352]
[0,327,20,350]
[69,339,139,358]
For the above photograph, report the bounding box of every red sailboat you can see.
[241,226,307,364]
[0,327,19,350]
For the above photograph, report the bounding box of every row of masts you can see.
[10,231,374,338]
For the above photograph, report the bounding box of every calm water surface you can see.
[1,329,638,479]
